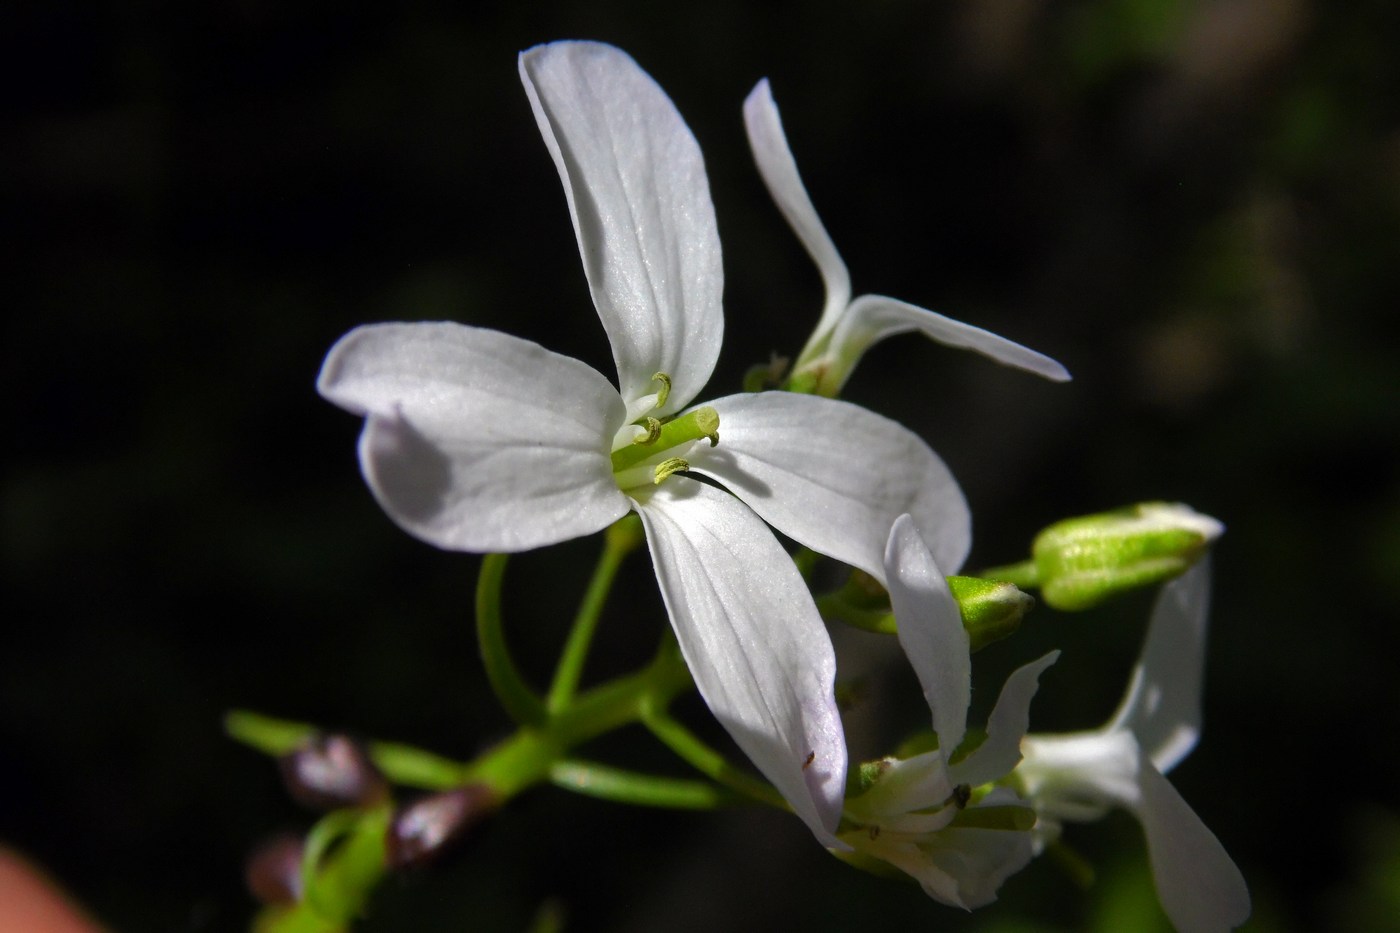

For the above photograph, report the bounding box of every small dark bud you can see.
[386,785,497,870]
[245,833,304,905]
[279,733,388,811]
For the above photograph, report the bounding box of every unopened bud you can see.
[245,833,304,905]
[1032,502,1223,610]
[386,785,498,870]
[279,734,388,811]
[947,576,1033,651]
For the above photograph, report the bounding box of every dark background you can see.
[6,1,1399,930]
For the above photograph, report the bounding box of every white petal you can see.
[520,42,722,415]
[742,80,851,361]
[884,515,969,759]
[318,322,629,551]
[1017,729,1142,815]
[849,833,966,908]
[1135,753,1251,932]
[1108,560,1212,773]
[824,295,1070,392]
[918,823,1037,909]
[688,392,971,579]
[953,651,1060,788]
[847,750,955,821]
[631,480,846,843]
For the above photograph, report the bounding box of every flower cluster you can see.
[316,40,1248,932]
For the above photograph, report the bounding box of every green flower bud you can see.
[947,576,1033,652]
[819,571,1033,652]
[1031,502,1222,610]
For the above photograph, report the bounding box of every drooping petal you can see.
[1108,560,1212,774]
[823,295,1070,393]
[848,833,965,908]
[1134,752,1251,933]
[631,479,846,844]
[742,80,851,361]
[318,322,629,552]
[884,515,970,759]
[687,392,971,579]
[918,810,1038,908]
[845,789,1037,910]
[520,42,722,416]
[952,651,1060,788]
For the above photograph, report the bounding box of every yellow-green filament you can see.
[653,458,689,484]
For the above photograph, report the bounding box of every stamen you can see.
[653,458,689,484]
[611,406,721,472]
[632,417,662,445]
[650,372,671,410]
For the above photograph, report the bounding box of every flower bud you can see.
[244,833,304,905]
[1031,502,1223,610]
[385,785,498,870]
[947,576,1033,651]
[279,734,388,811]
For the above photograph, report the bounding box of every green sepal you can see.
[891,727,987,765]
[949,804,1037,832]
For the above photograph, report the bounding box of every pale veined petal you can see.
[952,651,1059,788]
[918,823,1038,909]
[688,392,971,579]
[742,80,851,360]
[631,479,846,843]
[1108,560,1211,774]
[520,41,722,416]
[1017,729,1143,815]
[1134,752,1251,933]
[318,322,629,551]
[826,295,1071,392]
[884,515,970,760]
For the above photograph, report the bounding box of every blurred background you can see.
[6,0,1399,930]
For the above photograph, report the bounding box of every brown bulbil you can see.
[244,834,304,905]
[385,785,498,870]
[279,734,388,811]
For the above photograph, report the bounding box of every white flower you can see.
[742,80,1071,396]
[1014,560,1251,932]
[836,515,1059,907]
[317,41,973,844]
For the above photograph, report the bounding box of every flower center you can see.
[610,379,719,491]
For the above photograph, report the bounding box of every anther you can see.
[653,458,689,484]
[650,372,672,410]
[632,417,663,445]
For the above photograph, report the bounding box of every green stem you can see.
[640,708,789,812]
[546,517,641,712]
[476,553,547,727]
[978,558,1040,589]
[815,592,897,634]
[549,759,727,809]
